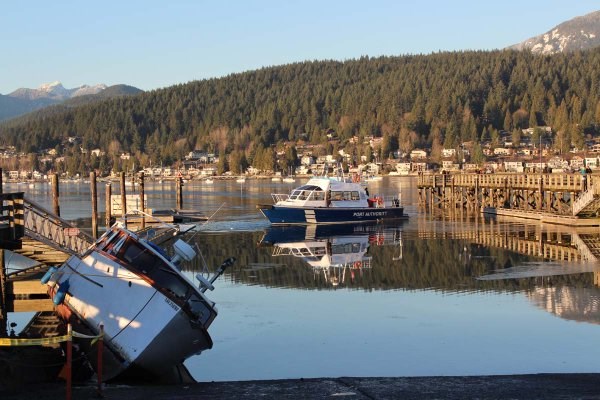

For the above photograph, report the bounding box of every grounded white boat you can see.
[257,174,406,224]
[45,223,235,381]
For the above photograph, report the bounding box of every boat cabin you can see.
[90,226,216,325]
[276,177,369,208]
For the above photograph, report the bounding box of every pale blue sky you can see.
[1,1,598,94]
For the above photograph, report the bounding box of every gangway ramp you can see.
[22,197,94,257]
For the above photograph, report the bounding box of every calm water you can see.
[7,177,600,381]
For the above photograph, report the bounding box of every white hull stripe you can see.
[304,209,317,223]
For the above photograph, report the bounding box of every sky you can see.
[1,1,599,95]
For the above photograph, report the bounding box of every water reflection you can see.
[258,224,404,287]
[185,212,600,298]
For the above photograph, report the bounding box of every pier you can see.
[417,172,600,226]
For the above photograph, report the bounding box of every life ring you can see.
[375,196,383,206]
[353,261,362,268]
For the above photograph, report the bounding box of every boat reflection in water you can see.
[259,223,403,286]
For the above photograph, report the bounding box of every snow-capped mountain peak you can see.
[509,10,600,54]
[8,81,107,101]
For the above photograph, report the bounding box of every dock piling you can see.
[90,172,98,239]
[120,172,127,229]
[105,183,112,229]
[51,173,60,217]
[139,173,145,229]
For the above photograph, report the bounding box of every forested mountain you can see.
[1,49,600,173]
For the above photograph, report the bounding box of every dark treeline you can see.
[2,49,600,172]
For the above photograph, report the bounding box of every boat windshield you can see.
[117,238,192,301]
[290,185,324,201]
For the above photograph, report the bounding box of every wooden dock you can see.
[417,172,600,226]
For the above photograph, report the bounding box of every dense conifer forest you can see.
[1,49,600,173]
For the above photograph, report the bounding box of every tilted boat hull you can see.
[259,205,406,224]
[48,248,216,381]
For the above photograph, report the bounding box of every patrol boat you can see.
[258,174,406,224]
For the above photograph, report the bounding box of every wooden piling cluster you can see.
[417,172,600,224]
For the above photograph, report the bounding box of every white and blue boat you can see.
[258,175,406,224]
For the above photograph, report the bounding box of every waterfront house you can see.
[547,156,569,172]
[503,160,524,173]
[441,160,459,171]
[394,162,411,175]
[200,166,217,176]
[442,148,456,158]
[412,162,428,172]
[493,147,513,156]
[570,156,584,170]
[525,161,546,172]
[410,149,427,160]
[585,157,599,170]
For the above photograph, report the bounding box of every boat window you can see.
[297,185,320,191]
[103,231,128,255]
[311,190,325,201]
[117,239,191,301]
[94,229,120,251]
[331,243,362,254]
[331,191,343,201]
[119,238,161,274]
[351,191,360,200]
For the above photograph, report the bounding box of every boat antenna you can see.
[185,202,227,242]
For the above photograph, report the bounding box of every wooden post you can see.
[105,183,112,229]
[0,168,3,194]
[120,172,127,229]
[538,176,543,211]
[0,249,6,336]
[176,175,183,210]
[66,324,72,400]
[90,172,98,239]
[52,173,60,217]
[139,173,145,230]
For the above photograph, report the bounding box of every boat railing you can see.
[272,193,290,203]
